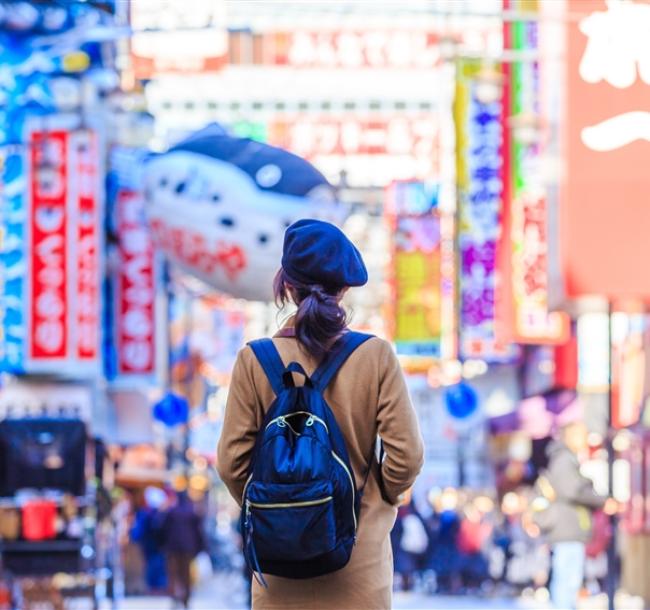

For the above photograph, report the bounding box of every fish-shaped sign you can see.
[142,124,346,301]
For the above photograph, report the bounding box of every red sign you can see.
[511,193,570,343]
[73,131,100,360]
[29,130,69,360]
[116,190,156,375]
[149,219,247,281]
[563,0,650,300]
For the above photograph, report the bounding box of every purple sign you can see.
[457,66,518,362]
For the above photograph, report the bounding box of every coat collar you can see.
[273,315,296,338]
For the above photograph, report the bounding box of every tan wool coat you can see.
[216,325,424,610]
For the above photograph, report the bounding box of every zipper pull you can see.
[244,500,251,527]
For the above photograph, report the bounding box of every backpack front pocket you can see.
[245,482,337,561]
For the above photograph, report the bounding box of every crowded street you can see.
[1,0,650,609]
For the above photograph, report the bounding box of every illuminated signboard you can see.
[72,130,101,362]
[509,4,569,343]
[28,129,70,363]
[563,0,650,300]
[115,189,158,379]
[0,145,27,372]
[386,181,455,359]
[130,0,227,79]
[455,59,518,362]
[234,114,440,187]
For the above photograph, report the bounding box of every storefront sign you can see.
[509,8,569,343]
[455,60,517,362]
[270,114,436,157]
[0,145,27,372]
[115,189,157,377]
[265,114,439,187]
[283,30,441,69]
[227,23,501,69]
[28,129,69,362]
[71,130,101,361]
[130,0,227,78]
[563,0,650,300]
[511,191,569,343]
[386,181,455,358]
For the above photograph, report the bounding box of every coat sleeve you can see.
[216,347,262,505]
[375,340,424,505]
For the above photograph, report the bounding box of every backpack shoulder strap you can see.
[311,331,373,391]
[247,338,285,397]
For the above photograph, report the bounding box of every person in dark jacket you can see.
[533,422,610,610]
[161,491,207,609]
[129,487,167,592]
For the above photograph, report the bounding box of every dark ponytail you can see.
[273,269,347,360]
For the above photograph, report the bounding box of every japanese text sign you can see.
[563,0,650,300]
[116,189,157,376]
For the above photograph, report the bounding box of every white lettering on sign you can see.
[579,0,650,151]
[117,190,156,375]
[287,30,441,69]
[579,0,650,88]
[74,131,100,360]
[30,130,68,360]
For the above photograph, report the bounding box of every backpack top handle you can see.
[282,362,313,388]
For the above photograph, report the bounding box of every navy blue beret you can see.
[282,219,368,288]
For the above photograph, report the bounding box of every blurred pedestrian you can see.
[217,220,424,609]
[129,486,167,592]
[532,422,612,610]
[457,504,490,592]
[391,494,428,591]
[161,491,207,609]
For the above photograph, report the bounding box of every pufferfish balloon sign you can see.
[142,124,345,301]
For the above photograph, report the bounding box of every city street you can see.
[93,573,644,610]
[3,2,650,610]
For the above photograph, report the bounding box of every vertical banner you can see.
[28,129,70,363]
[0,144,28,372]
[455,59,517,362]
[563,0,650,299]
[508,1,570,344]
[115,188,157,379]
[386,181,455,358]
[71,130,101,362]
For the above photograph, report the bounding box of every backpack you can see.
[241,331,373,584]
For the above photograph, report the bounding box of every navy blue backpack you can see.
[242,331,373,584]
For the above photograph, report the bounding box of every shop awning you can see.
[489,389,579,439]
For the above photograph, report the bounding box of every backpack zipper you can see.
[265,412,329,435]
[246,496,333,509]
[241,473,253,506]
[332,452,357,532]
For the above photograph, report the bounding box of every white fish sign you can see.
[142,124,346,301]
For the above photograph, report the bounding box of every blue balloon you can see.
[444,382,479,420]
[153,392,189,427]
